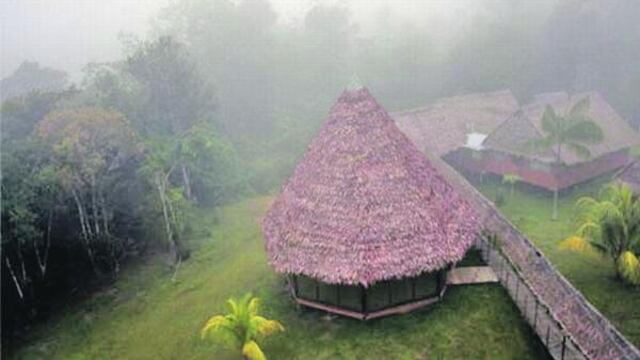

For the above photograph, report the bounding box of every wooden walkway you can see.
[422,151,640,360]
[447,266,498,285]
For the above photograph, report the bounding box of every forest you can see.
[2,0,640,358]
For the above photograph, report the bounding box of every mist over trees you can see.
[2,0,640,350]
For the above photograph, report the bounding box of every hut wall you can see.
[292,271,442,314]
[446,148,631,191]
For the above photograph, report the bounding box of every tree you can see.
[125,36,215,201]
[560,183,640,285]
[533,96,604,219]
[36,107,140,274]
[201,293,284,360]
[139,137,190,270]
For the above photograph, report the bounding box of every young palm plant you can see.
[533,96,604,219]
[502,173,522,197]
[201,293,284,360]
[560,183,640,285]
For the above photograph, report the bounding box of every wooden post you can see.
[545,325,550,347]
[292,275,299,297]
[411,278,416,300]
[534,300,538,330]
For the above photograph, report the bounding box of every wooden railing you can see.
[426,152,640,360]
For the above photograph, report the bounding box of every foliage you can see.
[534,97,604,161]
[477,179,640,346]
[531,96,604,219]
[559,183,640,285]
[125,36,214,138]
[502,173,522,197]
[10,199,548,359]
[201,293,284,360]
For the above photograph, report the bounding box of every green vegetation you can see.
[201,293,284,360]
[11,198,549,359]
[502,173,522,197]
[560,183,640,284]
[530,96,604,219]
[477,180,640,346]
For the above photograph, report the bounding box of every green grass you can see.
[477,179,640,347]
[11,197,549,359]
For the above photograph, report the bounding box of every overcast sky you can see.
[0,0,489,79]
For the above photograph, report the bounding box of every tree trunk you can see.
[181,164,195,203]
[156,174,180,266]
[552,144,562,220]
[72,188,97,272]
[552,188,559,221]
[5,257,24,300]
[91,176,100,236]
[35,209,53,277]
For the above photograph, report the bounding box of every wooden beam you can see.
[360,285,367,313]
[295,298,366,320]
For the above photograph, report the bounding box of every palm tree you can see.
[201,293,284,360]
[560,183,640,285]
[533,96,604,219]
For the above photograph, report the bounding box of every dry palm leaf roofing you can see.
[392,90,519,157]
[262,87,480,286]
[485,91,640,165]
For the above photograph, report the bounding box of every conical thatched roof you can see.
[262,87,480,286]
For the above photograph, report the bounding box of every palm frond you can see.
[242,340,267,360]
[251,316,285,337]
[566,142,591,159]
[201,315,242,348]
[248,297,260,317]
[618,251,640,285]
[565,120,604,144]
[559,236,596,254]
[569,96,590,117]
[541,105,559,135]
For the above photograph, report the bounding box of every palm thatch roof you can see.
[262,87,480,286]
[487,91,640,165]
[482,110,556,161]
[392,90,519,157]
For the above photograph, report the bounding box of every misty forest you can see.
[2,0,640,359]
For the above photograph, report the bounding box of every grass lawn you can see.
[476,179,640,347]
[11,197,549,360]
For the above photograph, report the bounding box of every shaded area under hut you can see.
[262,87,481,320]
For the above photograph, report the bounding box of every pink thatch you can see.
[262,87,480,287]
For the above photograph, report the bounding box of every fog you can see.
[3,1,640,355]
[2,0,552,78]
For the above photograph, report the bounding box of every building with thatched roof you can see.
[475,91,640,191]
[396,90,640,191]
[393,90,519,158]
[262,87,481,320]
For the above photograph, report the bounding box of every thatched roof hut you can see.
[476,91,640,190]
[262,87,480,319]
[392,90,519,157]
[486,91,640,165]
